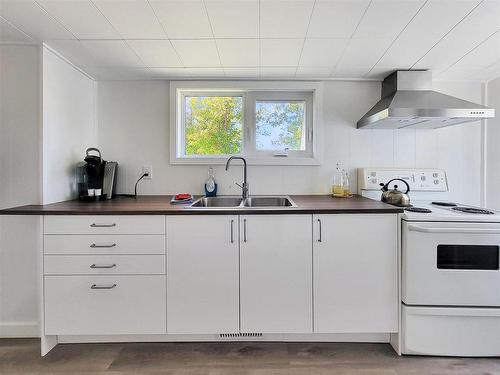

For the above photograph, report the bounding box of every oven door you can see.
[402,221,500,306]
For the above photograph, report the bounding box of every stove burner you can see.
[432,201,457,207]
[452,207,495,215]
[405,207,432,213]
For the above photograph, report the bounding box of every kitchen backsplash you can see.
[97,80,485,207]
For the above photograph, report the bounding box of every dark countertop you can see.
[0,195,403,215]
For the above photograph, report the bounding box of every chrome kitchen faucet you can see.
[225,156,249,200]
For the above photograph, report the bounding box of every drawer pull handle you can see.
[90,223,116,228]
[91,283,117,290]
[90,263,116,269]
[90,243,117,248]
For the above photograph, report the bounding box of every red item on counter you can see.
[175,193,192,200]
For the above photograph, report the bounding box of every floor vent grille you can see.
[219,333,263,338]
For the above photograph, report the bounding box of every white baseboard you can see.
[58,333,390,344]
[0,321,40,338]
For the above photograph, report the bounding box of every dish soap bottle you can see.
[332,163,345,198]
[204,167,217,197]
[342,169,352,197]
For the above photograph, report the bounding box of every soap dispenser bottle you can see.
[204,167,218,197]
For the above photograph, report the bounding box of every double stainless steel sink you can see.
[189,196,297,209]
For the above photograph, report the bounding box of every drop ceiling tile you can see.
[0,16,33,43]
[127,40,182,67]
[205,0,259,38]
[83,67,153,80]
[93,0,165,39]
[216,39,259,67]
[0,0,75,40]
[81,40,144,67]
[308,0,370,38]
[149,67,191,78]
[260,0,314,38]
[375,0,481,68]
[336,37,392,70]
[224,67,260,78]
[261,39,303,67]
[299,38,349,67]
[171,39,221,67]
[185,67,225,77]
[453,32,500,69]
[332,67,371,78]
[353,0,426,39]
[296,67,333,78]
[45,39,100,67]
[149,0,212,39]
[413,0,500,71]
[37,0,120,39]
[260,67,296,78]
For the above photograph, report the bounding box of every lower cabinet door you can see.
[240,215,312,333]
[313,214,398,333]
[44,275,166,335]
[166,215,239,334]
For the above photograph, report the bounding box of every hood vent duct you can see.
[357,70,494,129]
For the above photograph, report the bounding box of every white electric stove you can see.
[359,168,500,357]
[359,167,500,222]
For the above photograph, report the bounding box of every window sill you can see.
[170,156,321,166]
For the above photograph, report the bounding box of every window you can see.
[255,101,306,152]
[184,95,243,156]
[170,82,322,165]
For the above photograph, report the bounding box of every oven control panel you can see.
[358,168,448,192]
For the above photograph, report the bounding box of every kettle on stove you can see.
[380,178,411,207]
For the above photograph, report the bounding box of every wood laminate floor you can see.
[1,339,499,374]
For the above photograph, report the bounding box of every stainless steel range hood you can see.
[357,70,494,129]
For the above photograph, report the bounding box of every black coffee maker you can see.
[77,148,117,201]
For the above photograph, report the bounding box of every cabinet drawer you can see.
[44,275,166,335]
[44,216,165,235]
[44,235,165,255]
[44,255,165,275]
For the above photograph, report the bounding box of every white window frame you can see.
[170,81,323,166]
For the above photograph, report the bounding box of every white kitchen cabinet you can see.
[44,215,165,235]
[44,275,166,335]
[313,214,398,333]
[166,215,239,334]
[44,234,165,255]
[240,215,312,333]
[44,254,165,275]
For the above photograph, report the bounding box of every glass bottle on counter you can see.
[342,169,352,197]
[332,163,345,197]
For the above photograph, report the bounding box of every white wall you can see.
[0,45,97,337]
[98,80,485,206]
[42,47,97,204]
[0,45,41,337]
[486,76,500,210]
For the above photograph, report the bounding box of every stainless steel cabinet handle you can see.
[91,283,117,290]
[243,218,247,242]
[90,263,116,269]
[90,223,116,228]
[90,243,117,248]
[317,219,322,242]
[230,219,234,243]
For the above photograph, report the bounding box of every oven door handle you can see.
[407,224,500,234]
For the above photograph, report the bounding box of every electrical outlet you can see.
[143,165,152,179]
